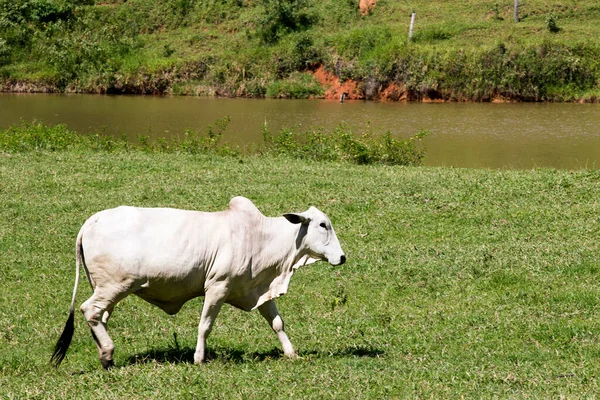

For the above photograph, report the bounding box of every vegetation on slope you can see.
[1,0,599,101]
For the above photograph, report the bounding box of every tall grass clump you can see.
[546,14,561,33]
[261,123,428,165]
[0,121,85,152]
[266,71,323,98]
[0,119,237,155]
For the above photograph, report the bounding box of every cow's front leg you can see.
[258,300,296,358]
[194,290,226,364]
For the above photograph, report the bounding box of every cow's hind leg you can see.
[258,300,296,358]
[194,288,226,364]
[80,290,127,369]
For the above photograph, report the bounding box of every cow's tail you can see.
[50,224,86,368]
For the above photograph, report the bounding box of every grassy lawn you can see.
[1,149,599,398]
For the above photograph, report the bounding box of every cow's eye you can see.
[319,222,327,229]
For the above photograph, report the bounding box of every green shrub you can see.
[0,121,83,152]
[0,38,9,66]
[0,0,72,25]
[272,31,323,74]
[261,123,428,166]
[266,71,323,98]
[257,0,318,44]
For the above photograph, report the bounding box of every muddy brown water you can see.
[1,93,599,169]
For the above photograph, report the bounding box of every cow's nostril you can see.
[339,255,346,265]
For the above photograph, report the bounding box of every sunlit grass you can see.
[1,145,599,397]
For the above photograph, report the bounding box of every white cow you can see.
[51,196,346,369]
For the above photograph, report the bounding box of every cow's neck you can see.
[257,217,308,270]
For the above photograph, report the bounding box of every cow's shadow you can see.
[124,345,384,366]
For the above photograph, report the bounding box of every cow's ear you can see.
[283,212,309,224]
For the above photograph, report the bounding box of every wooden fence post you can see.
[514,0,519,22]
[409,11,416,40]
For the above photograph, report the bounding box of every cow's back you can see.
[80,206,232,309]
[83,206,225,267]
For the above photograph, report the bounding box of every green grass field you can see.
[1,145,600,397]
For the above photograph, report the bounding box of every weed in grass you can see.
[546,14,561,33]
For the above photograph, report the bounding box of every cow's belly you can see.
[134,278,205,315]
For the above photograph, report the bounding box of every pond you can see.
[1,93,599,169]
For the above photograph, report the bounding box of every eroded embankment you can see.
[2,62,599,103]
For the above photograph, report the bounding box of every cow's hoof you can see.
[193,352,205,365]
[101,358,114,370]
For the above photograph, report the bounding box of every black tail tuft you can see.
[50,309,75,368]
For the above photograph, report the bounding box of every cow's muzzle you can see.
[334,254,346,266]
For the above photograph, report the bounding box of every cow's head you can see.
[284,207,346,266]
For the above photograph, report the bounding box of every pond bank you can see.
[2,62,600,104]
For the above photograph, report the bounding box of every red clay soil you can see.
[312,66,364,101]
[312,65,409,102]
[377,82,408,101]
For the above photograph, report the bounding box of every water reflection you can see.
[0,93,599,169]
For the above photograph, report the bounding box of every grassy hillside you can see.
[1,0,600,101]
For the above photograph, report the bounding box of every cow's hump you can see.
[228,196,263,217]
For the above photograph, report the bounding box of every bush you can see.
[271,31,322,75]
[266,72,323,98]
[257,0,318,44]
[0,0,75,26]
[261,123,428,166]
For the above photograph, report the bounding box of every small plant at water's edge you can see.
[142,116,236,156]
